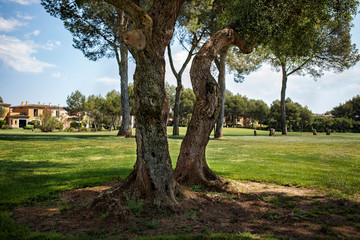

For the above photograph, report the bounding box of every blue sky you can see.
[0,0,359,113]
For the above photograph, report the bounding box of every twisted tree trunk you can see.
[175,27,252,189]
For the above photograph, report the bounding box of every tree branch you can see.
[167,44,180,80]
[287,57,313,76]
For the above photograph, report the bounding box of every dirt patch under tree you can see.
[13,179,360,239]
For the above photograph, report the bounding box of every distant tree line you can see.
[165,86,360,133]
[65,88,134,132]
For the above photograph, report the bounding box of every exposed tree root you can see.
[175,163,238,195]
[117,130,132,138]
[90,169,183,219]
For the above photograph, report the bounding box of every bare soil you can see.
[13,180,360,239]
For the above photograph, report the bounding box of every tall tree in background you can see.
[264,1,359,135]
[167,0,211,135]
[66,90,86,132]
[222,0,359,135]
[41,0,132,137]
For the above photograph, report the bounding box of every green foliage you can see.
[269,98,313,132]
[29,120,41,128]
[39,108,62,132]
[331,95,360,121]
[0,96,3,103]
[1,125,13,130]
[0,107,5,119]
[179,88,196,126]
[224,91,270,127]
[166,82,176,113]
[66,90,86,131]
[0,120,6,128]
[104,90,121,130]
[312,117,355,133]
[70,122,83,129]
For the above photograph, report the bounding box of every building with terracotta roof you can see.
[1,101,68,128]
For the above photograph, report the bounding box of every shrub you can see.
[80,127,90,132]
[1,125,12,130]
[39,108,60,132]
[0,120,6,128]
[66,127,76,132]
[29,120,41,129]
[23,126,33,130]
[70,122,82,129]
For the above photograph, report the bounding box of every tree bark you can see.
[172,83,182,135]
[102,0,184,208]
[117,43,132,137]
[175,27,252,188]
[214,47,228,139]
[280,62,288,135]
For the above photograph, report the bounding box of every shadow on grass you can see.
[0,159,132,210]
[250,191,360,238]
[0,133,121,141]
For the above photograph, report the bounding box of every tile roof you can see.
[11,104,64,109]
[0,103,11,107]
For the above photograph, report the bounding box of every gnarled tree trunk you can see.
[96,0,184,210]
[175,27,252,189]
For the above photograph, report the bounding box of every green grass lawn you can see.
[1,127,359,210]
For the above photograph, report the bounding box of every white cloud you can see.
[96,76,119,85]
[24,29,40,38]
[16,12,34,20]
[52,72,61,78]
[43,40,61,50]
[0,34,55,73]
[0,16,25,32]
[7,0,40,5]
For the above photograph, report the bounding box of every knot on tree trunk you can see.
[123,30,146,50]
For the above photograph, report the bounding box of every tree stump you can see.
[326,129,331,135]
[313,129,317,135]
[254,130,257,136]
[269,128,275,136]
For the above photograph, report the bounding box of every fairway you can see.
[1,128,360,210]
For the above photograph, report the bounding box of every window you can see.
[34,109,38,117]
[56,110,59,117]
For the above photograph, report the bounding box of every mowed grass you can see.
[1,127,360,210]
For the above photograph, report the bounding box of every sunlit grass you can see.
[1,127,359,210]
